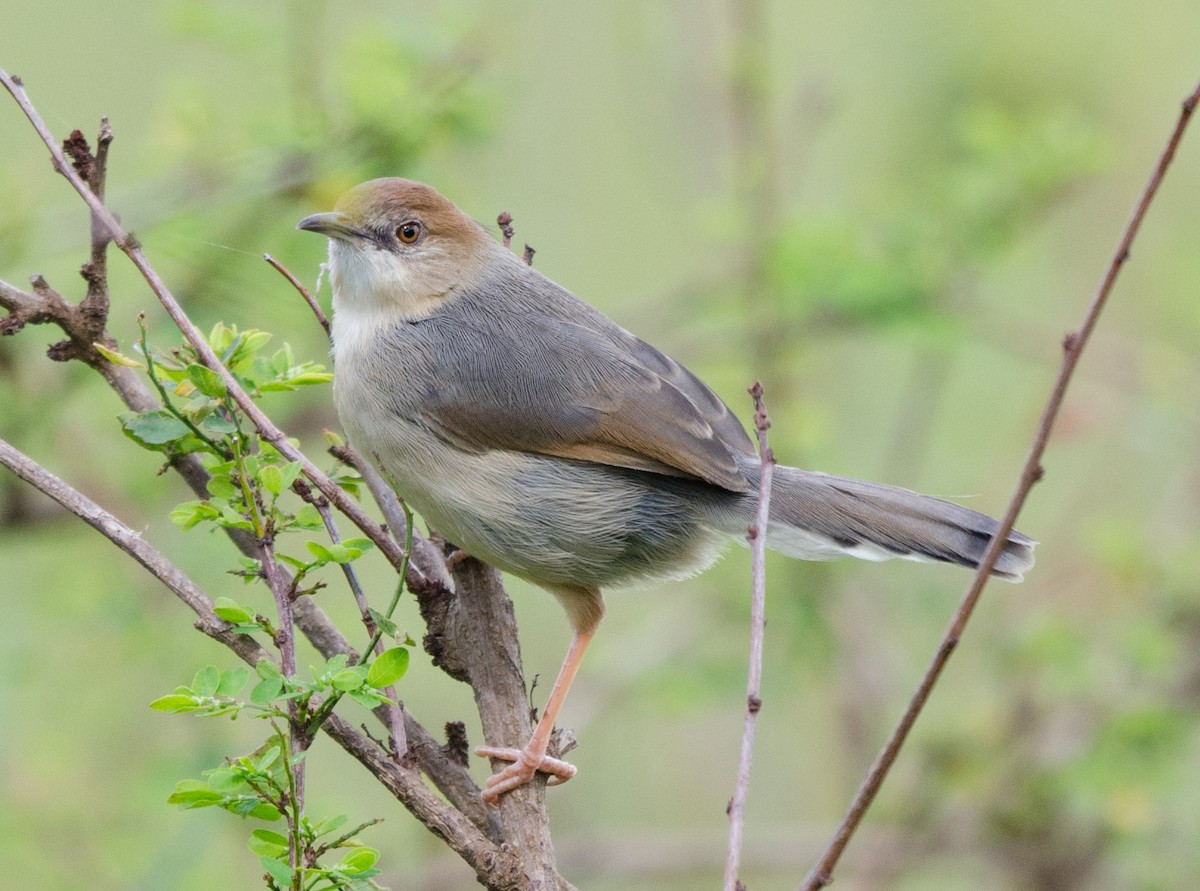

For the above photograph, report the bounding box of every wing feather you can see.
[414,309,754,492]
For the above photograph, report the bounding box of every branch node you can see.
[0,314,25,336]
[442,721,471,766]
[62,129,95,181]
[497,211,514,249]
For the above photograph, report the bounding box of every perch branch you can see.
[0,435,269,666]
[800,75,1200,890]
[0,436,522,887]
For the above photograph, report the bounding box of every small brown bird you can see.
[298,179,1035,802]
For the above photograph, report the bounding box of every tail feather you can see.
[761,466,1036,581]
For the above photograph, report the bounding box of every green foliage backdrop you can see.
[2,2,1199,889]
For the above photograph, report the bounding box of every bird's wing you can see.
[414,312,755,492]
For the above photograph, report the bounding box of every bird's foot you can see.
[475,743,577,803]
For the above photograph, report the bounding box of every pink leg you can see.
[476,628,594,803]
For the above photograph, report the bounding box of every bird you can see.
[297,178,1035,803]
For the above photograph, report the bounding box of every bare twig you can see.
[800,75,1200,890]
[0,435,270,667]
[724,381,775,891]
[264,252,330,337]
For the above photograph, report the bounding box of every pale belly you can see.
[339,398,731,591]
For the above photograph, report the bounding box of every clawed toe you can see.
[476,744,577,803]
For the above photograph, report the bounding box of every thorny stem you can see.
[800,75,1200,890]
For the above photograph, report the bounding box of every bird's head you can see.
[297,178,495,324]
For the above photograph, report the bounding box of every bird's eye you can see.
[396,221,422,244]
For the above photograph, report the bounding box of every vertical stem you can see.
[724,382,776,890]
[261,535,306,871]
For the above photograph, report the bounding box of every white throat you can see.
[327,240,438,361]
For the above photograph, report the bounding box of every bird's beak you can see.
[296,211,362,242]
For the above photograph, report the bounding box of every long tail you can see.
[755,464,1036,581]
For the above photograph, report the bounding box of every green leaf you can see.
[213,597,256,624]
[277,461,304,491]
[256,745,281,772]
[305,541,336,563]
[94,342,144,368]
[312,814,348,836]
[256,658,283,679]
[186,363,228,398]
[206,475,238,499]
[199,411,238,436]
[330,669,365,692]
[170,500,219,530]
[121,410,190,445]
[192,666,221,697]
[167,780,221,807]
[216,667,250,697]
[286,370,335,386]
[150,694,198,713]
[293,504,324,529]
[260,855,294,886]
[240,330,273,356]
[251,677,285,706]
[216,504,254,531]
[260,464,284,496]
[208,321,235,353]
[367,647,409,688]
[247,828,289,858]
[347,688,388,709]
[205,767,244,793]
[367,609,398,640]
[338,847,380,875]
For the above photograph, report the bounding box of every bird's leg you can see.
[476,627,594,802]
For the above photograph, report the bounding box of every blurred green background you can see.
[2,2,1199,889]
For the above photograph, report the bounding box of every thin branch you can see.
[0,65,408,577]
[0,435,270,666]
[799,75,1200,890]
[724,381,775,891]
[264,253,329,337]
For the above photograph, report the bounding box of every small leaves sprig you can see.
[153,658,407,890]
[117,321,412,890]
